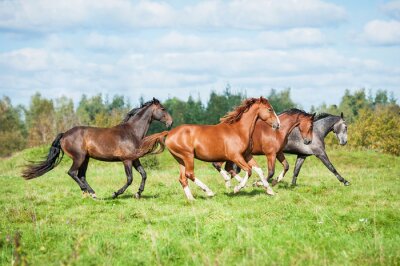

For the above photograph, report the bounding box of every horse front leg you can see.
[272,152,289,186]
[249,157,275,196]
[212,162,232,188]
[316,152,350,186]
[133,159,146,199]
[291,155,307,186]
[112,160,133,199]
[231,156,255,194]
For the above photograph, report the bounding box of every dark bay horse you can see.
[283,112,350,186]
[136,97,280,200]
[22,98,173,199]
[213,109,315,188]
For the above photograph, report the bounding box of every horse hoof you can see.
[225,181,231,189]
[90,193,97,199]
[343,181,350,186]
[112,192,118,199]
[206,191,215,197]
[271,179,278,187]
[266,187,275,196]
[134,193,141,199]
[233,186,240,194]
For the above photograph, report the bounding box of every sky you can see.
[0,0,399,110]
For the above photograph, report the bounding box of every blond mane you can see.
[220,97,269,124]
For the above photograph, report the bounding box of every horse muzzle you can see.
[304,138,312,145]
[165,120,173,129]
[272,121,280,130]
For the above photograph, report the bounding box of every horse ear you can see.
[312,112,316,118]
[340,112,344,119]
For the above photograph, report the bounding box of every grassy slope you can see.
[0,146,399,265]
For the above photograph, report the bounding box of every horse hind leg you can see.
[184,158,214,197]
[133,159,146,199]
[112,160,133,199]
[67,156,90,197]
[78,156,96,198]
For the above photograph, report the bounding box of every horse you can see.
[136,97,280,200]
[22,98,173,199]
[212,108,315,188]
[283,112,350,186]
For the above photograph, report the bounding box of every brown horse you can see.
[213,109,315,188]
[22,98,173,199]
[137,97,280,200]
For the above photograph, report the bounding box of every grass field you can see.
[0,146,399,265]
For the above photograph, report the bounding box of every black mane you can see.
[279,108,311,116]
[122,98,160,123]
[314,113,339,121]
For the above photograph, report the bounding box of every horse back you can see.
[61,125,138,161]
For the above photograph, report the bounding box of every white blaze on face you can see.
[183,186,194,201]
[275,112,281,127]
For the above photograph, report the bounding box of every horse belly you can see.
[193,136,226,162]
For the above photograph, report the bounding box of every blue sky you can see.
[0,0,399,110]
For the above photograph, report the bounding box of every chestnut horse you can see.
[213,109,315,188]
[137,97,280,200]
[22,98,173,199]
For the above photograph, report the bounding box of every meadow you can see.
[0,146,399,265]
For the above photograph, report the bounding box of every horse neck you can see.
[315,116,340,138]
[278,113,301,139]
[232,105,260,141]
[126,107,153,139]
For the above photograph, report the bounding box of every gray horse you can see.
[283,112,350,186]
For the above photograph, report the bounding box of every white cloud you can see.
[382,0,400,20]
[258,28,326,48]
[0,0,346,32]
[363,20,400,46]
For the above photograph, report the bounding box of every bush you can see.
[141,155,160,170]
[350,105,400,156]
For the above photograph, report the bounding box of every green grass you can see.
[0,146,399,265]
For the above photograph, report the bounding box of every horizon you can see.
[1,0,399,110]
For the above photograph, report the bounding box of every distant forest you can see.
[1,87,399,157]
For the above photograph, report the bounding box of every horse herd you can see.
[22,97,350,201]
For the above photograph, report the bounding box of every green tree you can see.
[54,96,78,132]
[25,93,56,146]
[267,88,297,113]
[0,96,27,156]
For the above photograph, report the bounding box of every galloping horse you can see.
[22,98,173,199]
[283,112,350,186]
[213,109,315,188]
[136,97,280,200]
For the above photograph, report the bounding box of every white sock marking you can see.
[234,174,243,182]
[234,172,249,193]
[194,178,214,196]
[183,186,195,200]
[277,171,284,182]
[220,169,231,181]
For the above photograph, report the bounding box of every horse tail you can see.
[137,131,169,158]
[22,133,65,180]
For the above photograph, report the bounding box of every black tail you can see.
[22,133,64,180]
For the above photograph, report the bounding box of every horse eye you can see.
[268,108,272,112]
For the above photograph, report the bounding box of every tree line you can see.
[0,87,399,157]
